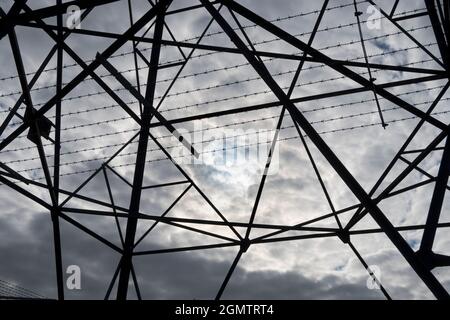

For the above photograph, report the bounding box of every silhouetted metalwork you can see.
[0,0,449,300]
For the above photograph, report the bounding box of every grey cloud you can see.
[1,0,449,300]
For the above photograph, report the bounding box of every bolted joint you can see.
[416,249,450,270]
[337,230,350,244]
[25,107,53,145]
[415,249,435,270]
[50,208,60,222]
[240,238,251,253]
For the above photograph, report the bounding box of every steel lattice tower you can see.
[0,0,449,300]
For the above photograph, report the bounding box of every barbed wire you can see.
[0,2,423,83]
[0,279,46,299]
[0,103,436,165]
[0,2,443,183]
[3,50,439,134]
[0,23,433,104]
[9,107,449,182]
[1,83,445,155]
[18,97,450,165]
[0,0,446,302]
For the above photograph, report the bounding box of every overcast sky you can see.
[0,0,449,300]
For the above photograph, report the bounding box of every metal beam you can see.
[219,0,448,132]
[116,1,168,300]
[0,0,119,38]
[0,0,167,152]
[420,136,450,252]
[425,0,449,67]
[16,21,448,75]
[200,0,450,299]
